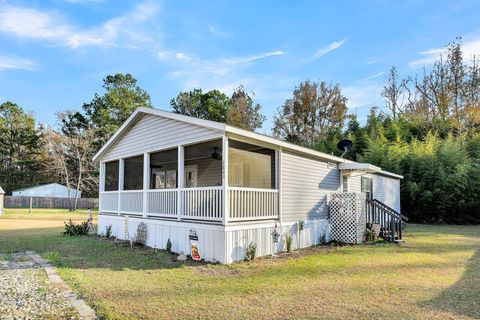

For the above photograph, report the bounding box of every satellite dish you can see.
[211,147,222,160]
[337,139,353,158]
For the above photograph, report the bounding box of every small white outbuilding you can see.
[12,183,81,198]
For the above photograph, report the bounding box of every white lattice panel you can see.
[329,193,366,244]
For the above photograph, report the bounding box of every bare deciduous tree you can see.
[44,112,98,210]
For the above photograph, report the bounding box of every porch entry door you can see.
[185,165,198,188]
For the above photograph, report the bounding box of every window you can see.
[150,148,178,189]
[151,169,177,189]
[166,170,177,188]
[151,169,166,189]
[361,177,373,199]
[185,165,198,188]
[342,176,349,192]
[124,156,143,190]
[104,161,119,191]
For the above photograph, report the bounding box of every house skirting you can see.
[97,214,330,264]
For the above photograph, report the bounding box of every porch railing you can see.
[181,186,224,222]
[228,187,279,221]
[147,189,177,217]
[99,191,118,213]
[120,190,143,215]
[99,187,280,223]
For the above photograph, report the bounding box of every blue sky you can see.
[1,0,479,133]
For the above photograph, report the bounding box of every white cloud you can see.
[0,1,161,49]
[159,50,286,93]
[343,83,383,112]
[0,6,69,39]
[314,40,346,59]
[222,51,285,64]
[175,52,192,61]
[301,39,346,63]
[363,72,385,80]
[208,25,230,37]
[65,0,104,3]
[0,55,36,71]
[409,36,480,68]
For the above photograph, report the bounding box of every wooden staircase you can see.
[365,199,408,243]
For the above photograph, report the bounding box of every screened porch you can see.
[99,138,279,224]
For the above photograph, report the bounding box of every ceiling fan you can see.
[211,147,222,160]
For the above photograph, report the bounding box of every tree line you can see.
[0,38,478,222]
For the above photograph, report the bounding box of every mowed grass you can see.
[1,209,479,320]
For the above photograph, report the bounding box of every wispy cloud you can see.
[314,40,346,58]
[302,39,346,63]
[343,83,383,113]
[363,72,384,80]
[409,36,480,68]
[0,55,36,71]
[0,1,160,48]
[64,0,104,3]
[158,50,286,92]
[208,25,230,37]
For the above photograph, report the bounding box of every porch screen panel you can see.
[104,160,119,191]
[228,142,275,189]
[150,148,178,189]
[124,156,144,190]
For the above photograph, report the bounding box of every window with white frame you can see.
[361,176,373,199]
[342,175,349,192]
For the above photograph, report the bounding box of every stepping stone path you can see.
[0,252,96,320]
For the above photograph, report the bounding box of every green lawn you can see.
[1,209,479,320]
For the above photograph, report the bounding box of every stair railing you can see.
[365,199,408,242]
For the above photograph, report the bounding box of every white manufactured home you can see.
[94,107,406,264]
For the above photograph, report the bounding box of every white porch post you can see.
[142,153,149,218]
[277,148,283,225]
[99,162,105,193]
[177,145,184,221]
[98,162,105,213]
[118,158,124,215]
[222,136,229,225]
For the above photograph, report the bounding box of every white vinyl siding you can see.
[281,151,341,222]
[102,114,223,161]
[372,174,401,213]
[348,173,401,213]
[348,174,363,194]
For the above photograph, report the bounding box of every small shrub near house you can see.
[133,223,148,246]
[166,238,172,253]
[105,225,113,238]
[246,241,257,261]
[285,232,293,253]
[63,219,90,236]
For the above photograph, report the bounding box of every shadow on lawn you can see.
[424,244,480,319]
